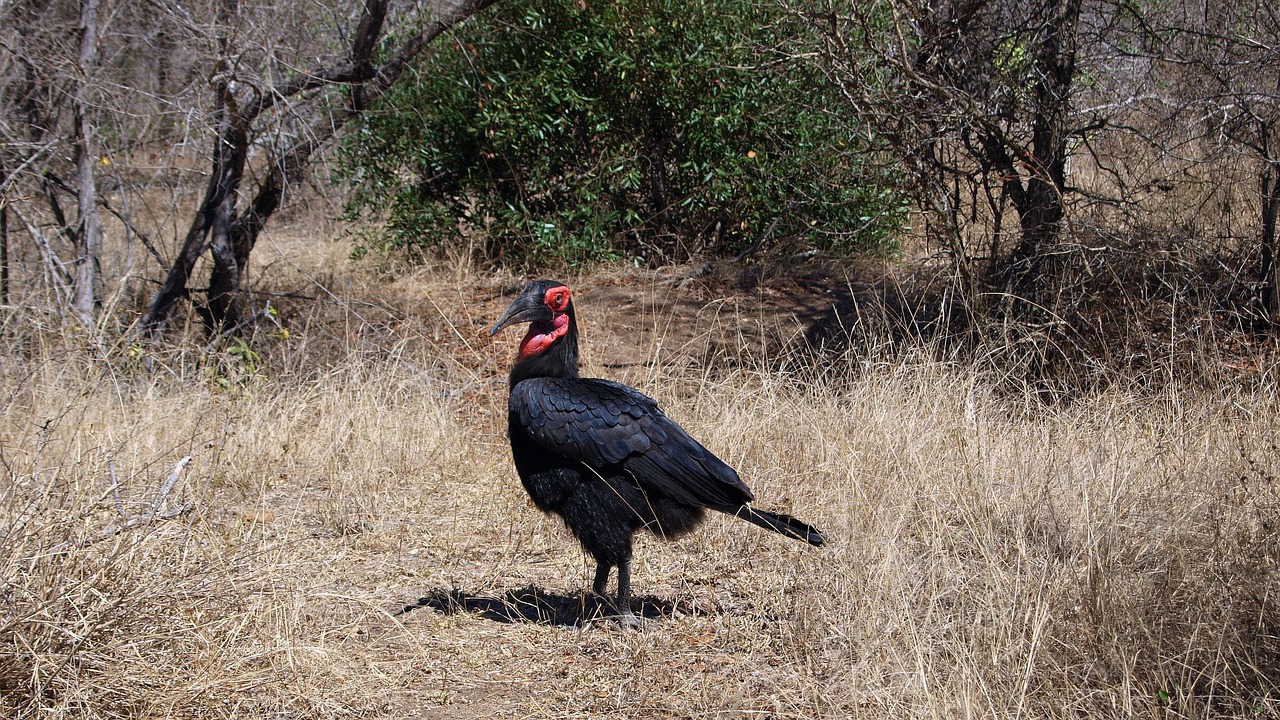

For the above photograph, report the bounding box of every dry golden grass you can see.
[2,262,1279,718]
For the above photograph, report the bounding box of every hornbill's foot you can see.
[608,611,645,629]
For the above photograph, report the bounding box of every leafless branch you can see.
[82,455,194,546]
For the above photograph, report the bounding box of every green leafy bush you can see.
[340,0,906,266]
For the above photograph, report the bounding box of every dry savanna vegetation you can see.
[2,225,1279,719]
[5,0,1280,716]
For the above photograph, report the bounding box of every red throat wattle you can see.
[518,312,569,360]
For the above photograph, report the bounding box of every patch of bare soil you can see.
[462,258,895,381]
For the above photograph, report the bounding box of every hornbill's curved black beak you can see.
[490,285,552,336]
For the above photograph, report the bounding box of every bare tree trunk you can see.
[991,0,1081,296]
[144,0,246,333]
[71,0,102,326]
[1261,162,1280,326]
[202,87,250,331]
[140,0,496,335]
[1018,0,1078,251]
[203,0,390,331]
[1,157,9,307]
[644,107,672,240]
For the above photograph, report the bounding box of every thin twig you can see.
[82,455,194,546]
[153,455,191,509]
[41,170,167,266]
[84,503,195,545]
[108,461,124,517]
[11,204,74,299]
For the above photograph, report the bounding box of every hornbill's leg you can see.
[615,559,635,619]
[593,561,611,596]
[592,559,639,627]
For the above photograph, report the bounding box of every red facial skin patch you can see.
[544,286,571,312]
[518,308,570,360]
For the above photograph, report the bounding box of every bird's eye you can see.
[545,287,571,312]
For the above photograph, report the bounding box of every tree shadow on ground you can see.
[398,586,708,627]
[695,261,962,365]
[580,260,959,375]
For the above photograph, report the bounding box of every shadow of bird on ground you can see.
[398,586,711,627]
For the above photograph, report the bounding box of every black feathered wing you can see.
[509,377,755,509]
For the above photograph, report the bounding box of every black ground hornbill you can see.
[491,279,825,624]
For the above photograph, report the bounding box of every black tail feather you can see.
[731,506,825,546]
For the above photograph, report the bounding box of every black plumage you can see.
[491,279,825,623]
